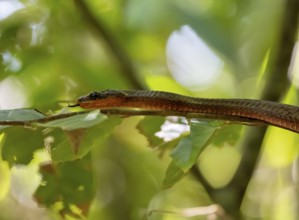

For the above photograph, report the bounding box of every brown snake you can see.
[74,89,299,133]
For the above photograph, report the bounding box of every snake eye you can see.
[89,92,99,100]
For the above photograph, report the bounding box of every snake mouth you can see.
[68,94,94,107]
[68,103,80,107]
[56,100,80,107]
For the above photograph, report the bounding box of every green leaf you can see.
[2,127,44,165]
[136,116,165,146]
[0,109,44,121]
[210,124,242,147]
[156,137,181,158]
[162,161,186,188]
[163,120,221,187]
[169,136,192,171]
[50,116,122,163]
[34,154,95,217]
[170,120,219,172]
[38,110,107,130]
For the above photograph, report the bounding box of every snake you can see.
[72,89,299,133]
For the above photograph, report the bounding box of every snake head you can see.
[77,89,127,109]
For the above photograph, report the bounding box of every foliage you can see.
[0,0,298,220]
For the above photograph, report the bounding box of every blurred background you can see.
[0,0,299,219]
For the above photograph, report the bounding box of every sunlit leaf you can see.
[2,127,44,165]
[199,144,241,188]
[145,75,190,94]
[0,160,10,200]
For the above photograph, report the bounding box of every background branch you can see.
[208,0,299,218]
[73,0,144,90]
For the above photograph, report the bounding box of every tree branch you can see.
[0,108,267,127]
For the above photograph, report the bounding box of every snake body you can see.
[76,89,299,133]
